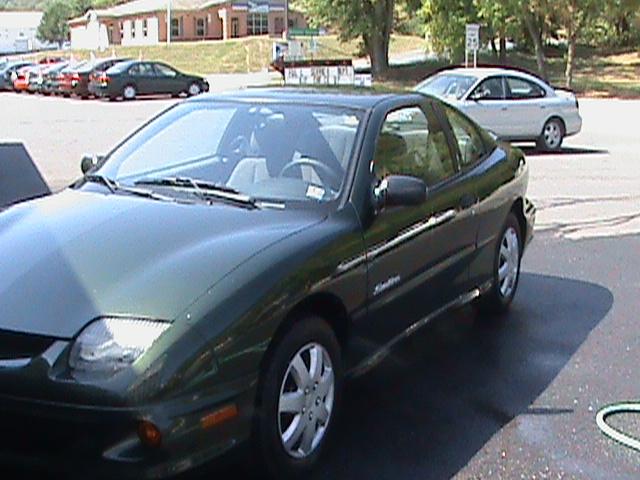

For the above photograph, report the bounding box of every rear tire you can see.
[536,118,564,151]
[253,316,341,479]
[122,84,137,101]
[187,82,202,97]
[476,213,522,315]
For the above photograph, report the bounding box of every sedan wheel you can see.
[476,212,522,315]
[123,85,137,101]
[254,316,341,479]
[538,118,564,151]
[187,82,201,96]
[278,342,335,459]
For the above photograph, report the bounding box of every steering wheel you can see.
[227,135,250,162]
[278,158,343,191]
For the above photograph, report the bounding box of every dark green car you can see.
[89,60,209,101]
[0,89,534,478]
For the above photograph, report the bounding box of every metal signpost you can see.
[465,23,480,68]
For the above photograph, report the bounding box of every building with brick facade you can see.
[69,0,306,50]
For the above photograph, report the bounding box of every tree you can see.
[299,0,400,76]
[37,0,73,47]
[420,0,478,61]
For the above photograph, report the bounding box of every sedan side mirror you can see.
[81,154,103,174]
[377,175,427,208]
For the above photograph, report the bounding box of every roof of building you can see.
[69,0,285,23]
[0,11,43,29]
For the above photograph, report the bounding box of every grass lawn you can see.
[378,46,640,98]
[31,34,428,76]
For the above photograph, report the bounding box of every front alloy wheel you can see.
[123,85,137,100]
[278,342,335,459]
[188,82,201,96]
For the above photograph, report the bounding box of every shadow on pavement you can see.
[4,273,613,480]
[521,146,609,156]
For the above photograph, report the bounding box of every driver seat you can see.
[226,157,269,191]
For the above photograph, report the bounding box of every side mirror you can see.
[81,154,103,174]
[378,175,427,208]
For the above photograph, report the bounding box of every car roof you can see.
[435,66,549,85]
[188,87,427,110]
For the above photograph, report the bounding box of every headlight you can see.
[69,318,170,374]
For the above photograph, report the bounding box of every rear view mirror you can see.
[379,175,427,208]
[470,89,489,101]
[81,154,103,174]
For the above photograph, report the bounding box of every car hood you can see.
[0,189,323,338]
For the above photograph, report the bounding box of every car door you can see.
[503,75,548,138]
[129,62,156,95]
[359,101,478,347]
[439,103,513,289]
[460,76,510,138]
[153,63,184,95]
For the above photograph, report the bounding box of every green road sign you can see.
[289,28,321,37]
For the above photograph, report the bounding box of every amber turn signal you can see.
[138,420,162,448]
[201,404,239,430]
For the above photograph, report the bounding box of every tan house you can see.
[69,0,307,50]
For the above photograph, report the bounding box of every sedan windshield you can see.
[416,73,478,100]
[97,101,362,204]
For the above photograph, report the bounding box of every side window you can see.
[471,76,505,100]
[505,76,546,99]
[128,64,140,76]
[373,106,456,187]
[154,64,177,78]
[442,105,487,169]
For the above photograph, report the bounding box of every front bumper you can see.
[0,366,257,479]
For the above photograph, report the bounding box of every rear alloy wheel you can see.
[476,213,522,315]
[187,82,202,97]
[122,84,137,101]
[537,118,564,151]
[254,316,341,479]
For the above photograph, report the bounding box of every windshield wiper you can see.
[85,173,173,202]
[134,176,259,208]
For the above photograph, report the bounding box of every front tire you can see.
[537,118,564,151]
[254,316,341,479]
[187,82,202,97]
[477,213,522,315]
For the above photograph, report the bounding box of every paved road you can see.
[1,90,639,479]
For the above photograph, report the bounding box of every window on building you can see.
[171,17,182,38]
[119,22,124,39]
[196,18,206,37]
[274,17,284,35]
[131,21,136,38]
[231,18,239,38]
[247,12,268,36]
[142,19,148,37]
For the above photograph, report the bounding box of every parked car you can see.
[13,65,39,93]
[56,61,89,97]
[41,62,69,95]
[89,60,209,100]
[26,63,51,94]
[67,57,130,99]
[0,88,534,478]
[415,67,582,151]
[0,61,33,91]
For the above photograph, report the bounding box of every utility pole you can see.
[284,0,289,39]
[167,0,171,45]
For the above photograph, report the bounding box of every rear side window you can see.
[505,76,546,99]
[373,105,456,187]
[442,105,487,169]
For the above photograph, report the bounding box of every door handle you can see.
[459,193,477,209]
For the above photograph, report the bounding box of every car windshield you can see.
[97,101,363,205]
[416,73,478,100]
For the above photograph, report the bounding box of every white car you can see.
[415,67,582,151]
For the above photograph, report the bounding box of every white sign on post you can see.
[465,23,480,68]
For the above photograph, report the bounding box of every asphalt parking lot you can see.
[1,88,639,479]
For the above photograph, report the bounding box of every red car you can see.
[12,65,34,92]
